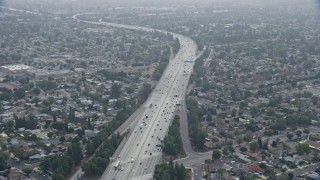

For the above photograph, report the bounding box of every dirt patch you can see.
[112,65,156,75]
[161,152,186,163]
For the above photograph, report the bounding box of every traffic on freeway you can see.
[102,35,197,180]
[73,14,198,180]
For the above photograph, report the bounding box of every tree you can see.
[273,118,286,131]
[87,117,92,130]
[27,134,38,141]
[296,115,311,125]
[154,161,187,180]
[82,160,98,175]
[271,141,277,148]
[138,83,152,103]
[68,140,83,165]
[59,136,66,142]
[13,147,25,160]
[47,132,54,138]
[250,106,260,116]
[259,163,266,169]
[217,168,225,179]
[0,152,10,172]
[249,141,259,152]
[240,147,247,152]
[25,115,37,130]
[295,130,302,138]
[163,117,182,156]
[125,86,134,94]
[212,150,222,160]
[222,146,233,156]
[37,80,57,91]
[296,143,310,155]
[22,168,32,176]
[288,172,294,180]
[76,129,85,138]
[64,122,68,132]
[52,172,64,180]
[52,122,64,131]
[244,90,251,98]
[13,88,25,99]
[177,163,186,180]
[194,129,206,150]
[173,38,180,54]
[14,115,25,129]
[231,108,237,117]
[163,136,178,155]
[303,129,310,134]
[86,142,95,156]
[287,133,294,140]
[239,100,248,109]
[244,131,254,142]
[32,87,41,95]
[258,138,263,149]
[110,83,122,98]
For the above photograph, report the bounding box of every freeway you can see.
[72,14,199,179]
[102,35,197,180]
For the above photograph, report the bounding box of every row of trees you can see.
[186,98,207,151]
[0,152,10,177]
[172,38,180,55]
[80,75,154,176]
[83,134,122,176]
[271,113,312,131]
[39,139,82,180]
[38,97,137,179]
[110,83,122,98]
[14,114,38,130]
[296,143,310,155]
[191,48,210,87]
[81,97,138,177]
[0,87,25,100]
[154,159,187,180]
[98,70,127,81]
[138,83,152,104]
[152,46,171,80]
[37,79,57,91]
[163,115,184,156]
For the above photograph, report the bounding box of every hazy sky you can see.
[0,0,6,6]
[3,0,320,16]
[5,0,320,7]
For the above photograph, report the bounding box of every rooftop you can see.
[1,64,32,71]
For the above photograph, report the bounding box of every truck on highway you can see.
[114,161,120,169]
[128,157,134,163]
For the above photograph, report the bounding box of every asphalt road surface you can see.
[0,9,203,180]
[71,16,199,180]
[174,99,212,180]
[72,14,217,180]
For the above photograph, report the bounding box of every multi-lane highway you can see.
[101,34,197,180]
[73,14,198,180]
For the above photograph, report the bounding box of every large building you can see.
[0,64,33,77]
[1,64,32,72]
[1,64,73,79]
[27,69,72,78]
